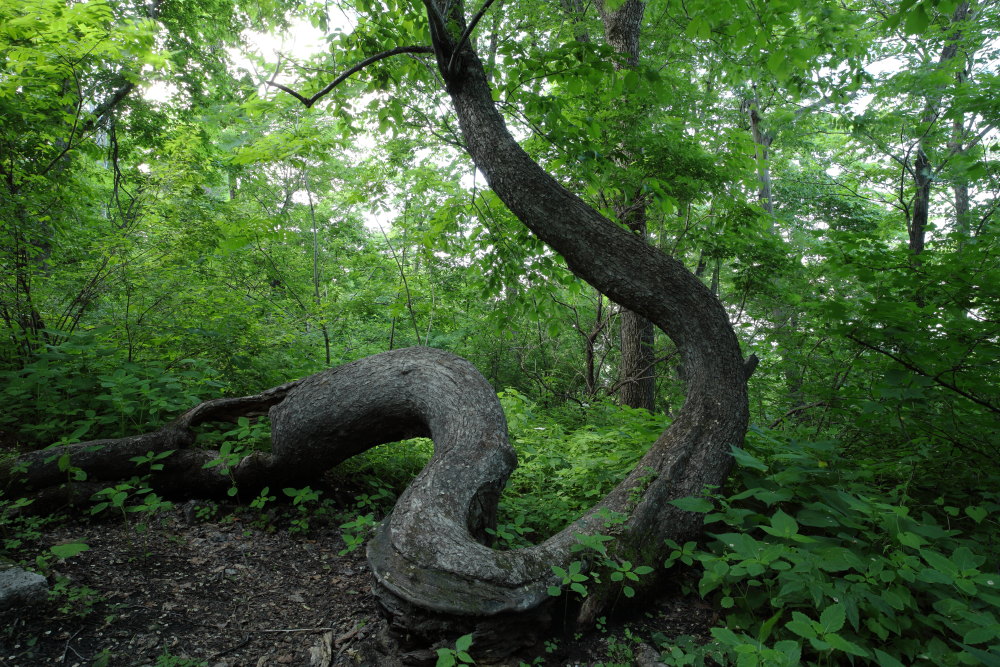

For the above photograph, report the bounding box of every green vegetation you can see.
[1,0,998,664]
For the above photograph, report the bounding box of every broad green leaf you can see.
[730,446,767,471]
[824,633,869,657]
[50,542,90,559]
[966,506,988,523]
[786,612,818,639]
[819,603,846,633]
[669,496,713,513]
[873,649,907,667]
[904,3,930,33]
[963,626,998,645]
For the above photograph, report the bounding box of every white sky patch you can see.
[144,13,350,104]
[460,168,486,191]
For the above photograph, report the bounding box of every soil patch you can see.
[1,503,714,666]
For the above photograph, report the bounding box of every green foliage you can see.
[0,329,221,446]
[90,477,174,533]
[661,428,1000,666]
[339,512,377,555]
[498,390,667,539]
[281,485,326,534]
[49,575,103,617]
[549,560,591,598]
[195,417,273,501]
[336,438,434,494]
[153,651,209,667]
[436,633,475,667]
[49,542,90,560]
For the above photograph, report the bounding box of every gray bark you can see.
[909,1,971,256]
[595,0,656,412]
[6,0,753,657]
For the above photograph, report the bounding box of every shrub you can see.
[662,427,1000,666]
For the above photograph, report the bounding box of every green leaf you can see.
[952,643,1000,667]
[710,626,744,646]
[966,506,988,523]
[767,50,790,79]
[903,3,930,33]
[730,446,767,471]
[786,612,818,640]
[454,634,474,652]
[760,510,799,540]
[669,496,713,513]
[819,603,846,634]
[921,549,958,576]
[756,610,784,643]
[50,542,90,559]
[873,649,906,667]
[825,633,869,657]
[964,626,998,645]
[435,649,456,667]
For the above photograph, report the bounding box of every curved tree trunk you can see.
[3,0,752,659]
[381,0,751,631]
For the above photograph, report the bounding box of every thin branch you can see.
[269,46,435,108]
[770,401,828,429]
[447,0,502,73]
[848,334,1000,415]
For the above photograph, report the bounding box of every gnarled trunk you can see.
[4,0,752,659]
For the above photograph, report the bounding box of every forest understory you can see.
[0,477,714,667]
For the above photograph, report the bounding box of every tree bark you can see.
[909,2,971,256]
[6,0,752,657]
[746,90,776,220]
[595,0,656,412]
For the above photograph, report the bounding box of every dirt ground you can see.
[0,497,715,667]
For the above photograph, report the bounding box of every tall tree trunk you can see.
[909,2,971,256]
[559,0,591,42]
[949,2,973,245]
[909,147,933,255]
[745,88,776,220]
[596,0,656,412]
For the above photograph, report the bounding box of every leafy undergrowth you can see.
[332,392,1000,666]
[659,428,1000,666]
[2,392,998,666]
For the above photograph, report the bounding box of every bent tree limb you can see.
[3,0,752,658]
[365,0,751,631]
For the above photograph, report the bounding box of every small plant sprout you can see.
[549,560,590,597]
[339,513,377,555]
[435,633,475,666]
[129,449,174,472]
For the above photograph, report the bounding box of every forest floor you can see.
[0,490,715,667]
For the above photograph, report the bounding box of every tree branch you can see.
[447,0,502,74]
[770,401,828,428]
[848,334,1000,415]
[270,46,435,108]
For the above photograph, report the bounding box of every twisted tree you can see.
[2,0,754,658]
